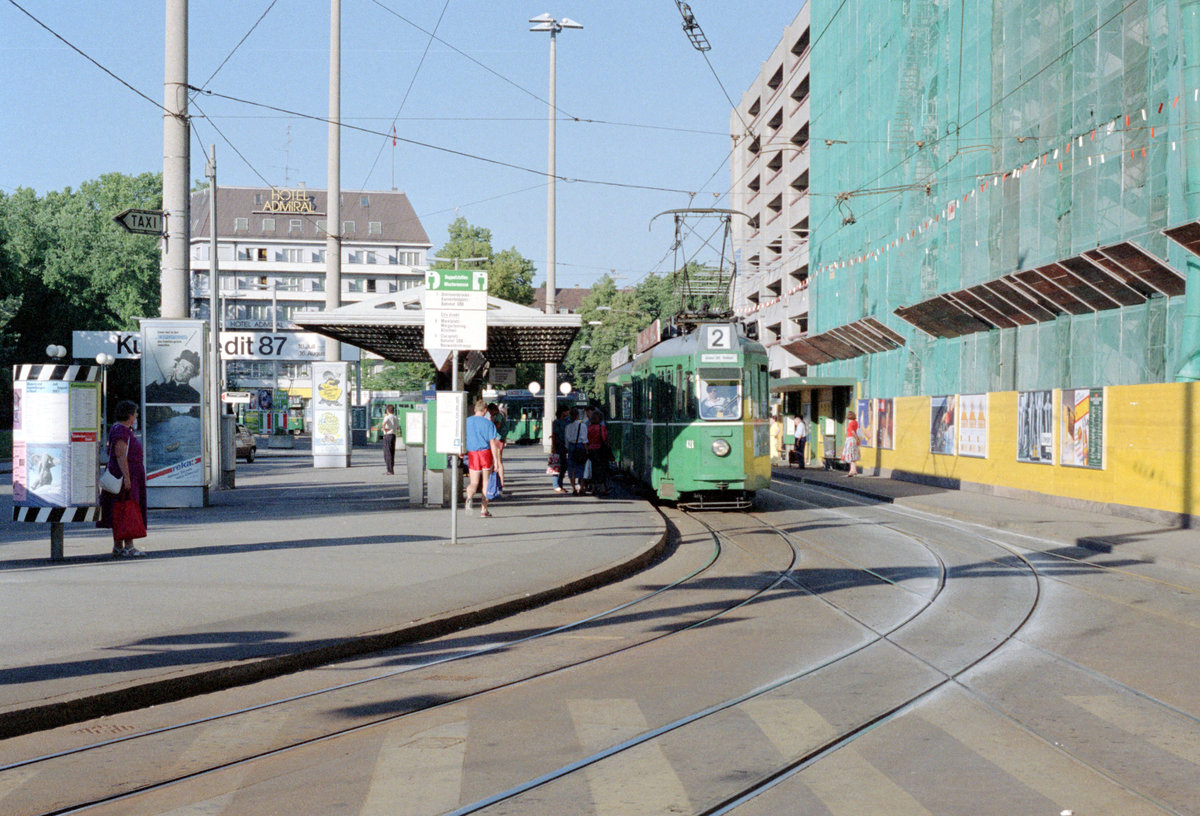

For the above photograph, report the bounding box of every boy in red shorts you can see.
[464,399,500,517]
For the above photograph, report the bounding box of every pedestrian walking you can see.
[551,406,569,493]
[380,405,398,475]
[793,414,808,469]
[843,409,861,477]
[464,400,500,517]
[98,400,149,557]
[487,402,508,493]
[586,409,610,496]
[565,407,590,495]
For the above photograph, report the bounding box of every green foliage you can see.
[433,216,535,306]
[0,173,162,354]
[561,272,679,399]
[364,361,435,391]
[0,172,163,423]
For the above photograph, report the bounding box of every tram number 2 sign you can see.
[705,325,734,350]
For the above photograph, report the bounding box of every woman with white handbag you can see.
[97,401,149,557]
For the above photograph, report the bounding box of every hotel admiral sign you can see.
[254,189,323,215]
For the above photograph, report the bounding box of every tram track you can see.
[0,507,800,815]
[5,483,1190,815]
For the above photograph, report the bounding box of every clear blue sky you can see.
[1,1,805,290]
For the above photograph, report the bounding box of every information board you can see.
[312,362,351,456]
[11,364,102,521]
[141,319,206,487]
[435,391,465,455]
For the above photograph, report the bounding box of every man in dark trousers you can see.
[380,405,398,475]
[551,406,570,493]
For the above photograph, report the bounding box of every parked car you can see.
[236,424,257,462]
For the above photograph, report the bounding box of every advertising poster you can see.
[11,365,101,515]
[876,398,894,450]
[145,404,204,484]
[930,395,956,455]
[958,393,988,458]
[142,320,206,487]
[312,363,350,455]
[1062,388,1104,469]
[1017,390,1054,464]
[856,399,875,447]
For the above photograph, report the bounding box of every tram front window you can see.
[698,370,742,420]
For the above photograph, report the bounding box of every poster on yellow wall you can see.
[876,398,894,450]
[958,394,988,458]
[856,399,875,447]
[930,395,956,454]
[1017,390,1054,463]
[1061,388,1104,469]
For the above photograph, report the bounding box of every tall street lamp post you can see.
[530,12,581,450]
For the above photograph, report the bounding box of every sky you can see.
[1,1,806,291]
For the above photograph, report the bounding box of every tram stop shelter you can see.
[770,375,860,465]
[292,287,582,376]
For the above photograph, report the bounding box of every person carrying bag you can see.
[97,400,149,557]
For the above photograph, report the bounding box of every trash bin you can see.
[822,435,837,470]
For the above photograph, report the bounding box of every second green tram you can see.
[606,322,772,509]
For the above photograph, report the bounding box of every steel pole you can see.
[207,145,221,491]
[161,0,190,318]
[451,352,458,545]
[325,0,342,363]
[542,28,557,451]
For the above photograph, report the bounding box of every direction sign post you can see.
[424,267,488,545]
[112,208,165,236]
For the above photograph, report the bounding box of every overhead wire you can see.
[192,0,279,95]
[357,0,452,192]
[6,0,167,114]
[190,86,703,196]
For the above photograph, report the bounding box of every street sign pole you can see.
[451,351,458,545]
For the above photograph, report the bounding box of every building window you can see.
[347,279,364,293]
[348,250,363,264]
[366,279,376,293]
[312,249,326,263]
[234,217,248,232]
[254,193,263,206]
[315,220,327,234]
[366,251,376,264]
[255,248,268,261]
[277,249,304,263]
[261,218,276,232]
[360,196,370,208]
[369,220,382,235]
[343,220,355,234]
[289,219,302,233]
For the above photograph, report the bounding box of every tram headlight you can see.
[711,439,731,457]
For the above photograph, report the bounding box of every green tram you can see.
[606,322,772,509]
[498,390,589,444]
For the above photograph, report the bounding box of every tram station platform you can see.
[0,444,666,738]
[771,460,1200,573]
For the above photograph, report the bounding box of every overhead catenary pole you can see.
[206,145,222,491]
[161,0,190,319]
[529,14,581,450]
[325,0,342,363]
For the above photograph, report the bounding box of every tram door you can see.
[651,367,674,487]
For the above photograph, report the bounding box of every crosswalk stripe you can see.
[741,697,839,756]
[0,767,39,809]
[804,747,935,815]
[569,699,691,815]
[923,697,1166,814]
[1067,694,1200,764]
[360,720,468,816]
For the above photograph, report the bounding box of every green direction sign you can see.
[426,268,488,292]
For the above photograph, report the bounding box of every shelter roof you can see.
[292,287,581,364]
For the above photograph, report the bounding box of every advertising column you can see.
[141,318,208,508]
[12,363,102,560]
[312,362,351,468]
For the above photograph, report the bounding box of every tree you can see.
[489,247,535,305]
[0,173,163,424]
[433,217,536,305]
[363,361,434,392]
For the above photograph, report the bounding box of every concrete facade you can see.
[728,5,811,380]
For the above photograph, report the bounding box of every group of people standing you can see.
[551,406,610,496]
